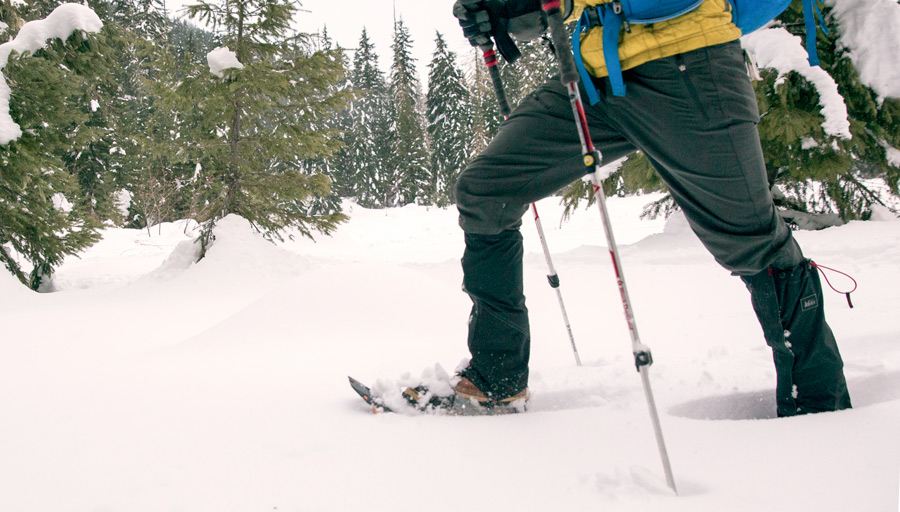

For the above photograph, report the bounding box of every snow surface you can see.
[0,3,102,144]
[2,196,899,511]
[207,46,243,78]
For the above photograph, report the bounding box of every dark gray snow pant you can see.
[454,41,851,413]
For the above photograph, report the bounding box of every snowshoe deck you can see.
[348,376,393,413]
[348,376,527,415]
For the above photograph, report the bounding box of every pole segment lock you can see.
[538,0,677,494]
[532,203,582,366]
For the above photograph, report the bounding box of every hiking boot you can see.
[455,376,529,406]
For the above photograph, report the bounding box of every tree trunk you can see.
[224,2,245,217]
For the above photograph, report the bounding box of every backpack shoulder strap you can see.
[572,4,628,100]
[801,0,829,66]
[727,0,828,67]
[571,0,705,99]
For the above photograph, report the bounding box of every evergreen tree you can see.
[337,27,396,208]
[753,1,900,227]
[132,18,220,230]
[563,1,900,228]
[179,0,349,256]
[0,6,102,288]
[301,26,352,216]
[169,18,218,71]
[388,17,430,206]
[2,0,58,20]
[68,0,173,225]
[425,31,471,206]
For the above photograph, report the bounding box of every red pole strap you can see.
[811,262,858,308]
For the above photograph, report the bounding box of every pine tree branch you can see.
[843,173,889,209]
[0,238,29,287]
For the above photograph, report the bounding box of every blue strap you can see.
[802,0,828,67]
[813,0,829,36]
[600,6,627,96]
[570,0,708,100]
[572,13,602,105]
[802,0,819,66]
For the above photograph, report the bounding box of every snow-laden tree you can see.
[178,0,349,257]
[125,14,220,231]
[300,26,352,216]
[745,0,900,227]
[500,37,557,109]
[67,0,175,226]
[0,3,103,289]
[387,17,430,207]
[465,35,557,160]
[335,28,397,208]
[425,31,471,206]
[561,0,900,227]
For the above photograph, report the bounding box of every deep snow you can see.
[2,195,898,511]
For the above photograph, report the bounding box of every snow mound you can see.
[147,215,310,285]
[3,198,900,512]
[149,238,202,280]
[202,215,308,275]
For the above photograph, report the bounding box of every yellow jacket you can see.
[570,0,741,78]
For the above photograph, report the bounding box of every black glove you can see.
[453,0,500,49]
[453,0,543,63]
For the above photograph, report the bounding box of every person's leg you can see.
[599,40,850,414]
[604,41,802,274]
[741,263,851,416]
[455,77,635,399]
[459,230,530,399]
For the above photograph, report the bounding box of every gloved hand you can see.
[453,0,543,62]
[452,0,499,49]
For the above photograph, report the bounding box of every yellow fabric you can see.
[570,0,742,78]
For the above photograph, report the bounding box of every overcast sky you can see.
[169,0,473,83]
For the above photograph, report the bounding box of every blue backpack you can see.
[572,0,829,102]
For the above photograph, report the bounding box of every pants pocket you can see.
[674,53,711,122]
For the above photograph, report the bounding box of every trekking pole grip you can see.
[481,45,512,118]
[540,0,580,85]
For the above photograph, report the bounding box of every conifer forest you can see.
[1,0,898,289]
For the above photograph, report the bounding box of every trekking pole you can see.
[478,42,581,367]
[538,0,677,494]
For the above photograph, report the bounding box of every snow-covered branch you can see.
[827,0,900,103]
[0,3,103,145]
[742,27,852,139]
